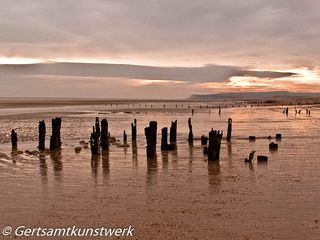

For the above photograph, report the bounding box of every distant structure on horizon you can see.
[188,91,320,101]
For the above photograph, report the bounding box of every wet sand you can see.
[0,102,319,239]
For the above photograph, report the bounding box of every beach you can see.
[0,100,319,239]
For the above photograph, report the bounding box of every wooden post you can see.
[131,119,137,141]
[100,119,109,151]
[144,121,157,158]
[161,127,168,150]
[95,117,100,138]
[11,129,17,147]
[219,106,221,115]
[39,120,46,151]
[123,130,127,144]
[227,118,232,141]
[188,118,193,143]
[201,135,208,145]
[169,120,177,144]
[90,128,99,155]
[208,129,223,161]
[50,117,61,150]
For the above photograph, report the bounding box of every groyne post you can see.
[131,119,137,141]
[39,120,46,151]
[144,121,157,158]
[188,118,193,143]
[100,119,109,151]
[208,129,223,161]
[50,117,62,150]
[169,120,177,144]
[11,129,17,148]
[227,118,232,141]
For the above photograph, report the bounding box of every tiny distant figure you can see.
[192,109,194,115]
[219,106,221,115]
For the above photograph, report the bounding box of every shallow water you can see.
[0,103,319,239]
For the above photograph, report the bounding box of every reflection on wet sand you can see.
[245,161,255,171]
[91,154,100,178]
[39,153,48,179]
[146,156,157,187]
[161,150,169,170]
[132,141,138,168]
[208,161,221,190]
[101,150,110,177]
[50,150,62,178]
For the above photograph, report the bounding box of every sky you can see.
[0,0,320,99]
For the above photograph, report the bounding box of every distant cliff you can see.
[188,91,320,100]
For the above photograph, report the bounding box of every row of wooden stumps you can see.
[187,117,226,161]
[10,118,61,151]
[90,117,109,155]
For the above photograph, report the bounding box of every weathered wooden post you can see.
[123,130,127,144]
[144,121,157,158]
[208,129,223,161]
[95,117,100,137]
[227,118,232,141]
[161,127,168,150]
[100,119,109,151]
[201,135,208,145]
[39,120,46,151]
[90,128,99,155]
[188,118,193,143]
[131,119,137,141]
[11,129,17,148]
[169,120,177,144]
[50,117,62,150]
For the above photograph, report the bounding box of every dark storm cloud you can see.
[0,62,295,83]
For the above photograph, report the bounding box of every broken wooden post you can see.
[50,117,62,150]
[100,119,109,151]
[144,121,157,158]
[245,151,255,162]
[11,129,17,148]
[169,120,177,144]
[123,130,127,144]
[227,118,232,141]
[269,142,278,150]
[131,119,137,141]
[208,129,223,161]
[90,128,99,155]
[201,135,208,145]
[161,127,176,151]
[257,155,268,161]
[39,120,46,151]
[188,118,193,143]
[249,136,256,141]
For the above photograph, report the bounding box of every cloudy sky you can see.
[0,0,319,98]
